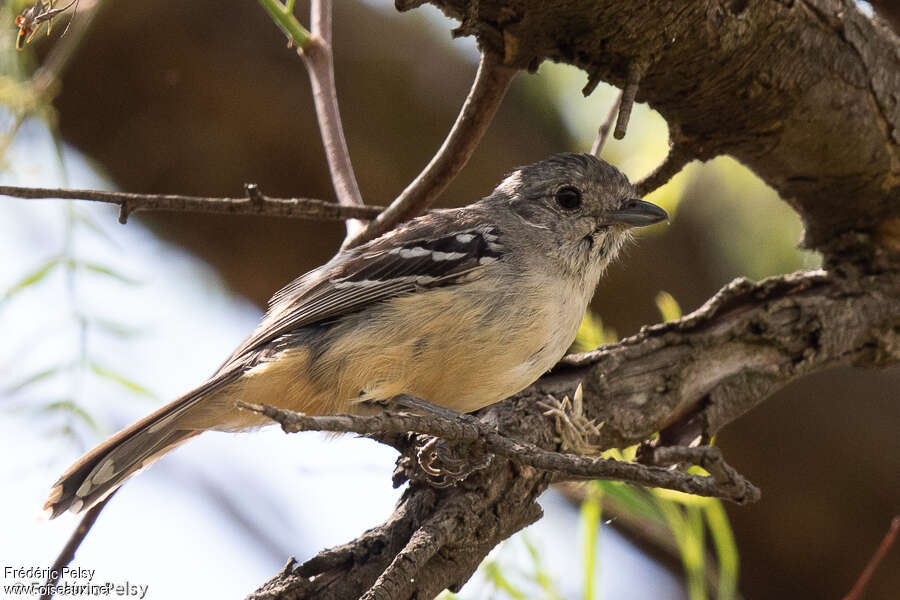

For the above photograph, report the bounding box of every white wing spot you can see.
[334,278,387,289]
[389,247,432,258]
[455,233,475,243]
[335,275,438,289]
[430,251,467,261]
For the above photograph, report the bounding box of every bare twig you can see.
[1,0,102,161]
[843,516,900,600]
[300,0,366,239]
[0,185,383,222]
[239,401,759,503]
[39,490,117,600]
[640,445,758,503]
[613,59,646,140]
[591,90,623,157]
[345,52,516,249]
[634,127,698,196]
[30,0,103,94]
[257,0,364,237]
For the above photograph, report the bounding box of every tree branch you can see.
[613,59,646,140]
[38,491,117,600]
[634,123,697,197]
[259,0,366,238]
[300,0,367,239]
[253,264,899,598]
[590,91,621,157]
[843,516,900,600]
[239,401,759,503]
[344,52,516,249]
[0,185,382,222]
[429,0,900,253]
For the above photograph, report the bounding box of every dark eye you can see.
[555,186,582,210]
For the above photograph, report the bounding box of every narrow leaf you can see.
[580,483,603,600]
[655,290,683,322]
[704,500,739,600]
[1,257,61,303]
[39,399,102,433]
[77,261,139,285]
[90,361,155,398]
[5,364,71,395]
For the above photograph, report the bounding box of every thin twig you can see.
[843,516,900,600]
[634,126,697,196]
[31,0,104,95]
[640,446,758,502]
[300,0,366,239]
[613,59,646,140]
[0,185,383,221]
[39,490,117,600]
[591,90,623,157]
[2,0,102,162]
[345,52,516,249]
[239,401,759,503]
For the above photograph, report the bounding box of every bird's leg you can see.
[378,395,492,486]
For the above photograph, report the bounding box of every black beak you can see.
[606,199,669,227]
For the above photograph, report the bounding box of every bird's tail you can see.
[43,374,236,519]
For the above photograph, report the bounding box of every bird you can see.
[43,153,668,518]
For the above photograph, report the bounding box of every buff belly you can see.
[214,281,587,428]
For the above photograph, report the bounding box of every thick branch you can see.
[556,268,900,447]
[254,265,899,599]
[429,0,900,253]
[345,52,516,249]
[0,185,382,222]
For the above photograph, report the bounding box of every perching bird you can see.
[44,153,667,518]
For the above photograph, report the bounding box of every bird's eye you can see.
[555,186,582,210]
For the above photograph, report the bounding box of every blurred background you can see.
[1,1,897,598]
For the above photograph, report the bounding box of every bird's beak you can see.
[605,199,669,228]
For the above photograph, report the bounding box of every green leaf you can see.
[1,256,61,303]
[596,481,662,524]
[573,311,618,352]
[483,560,526,599]
[90,361,155,398]
[655,291,682,322]
[87,316,140,339]
[4,364,71,394]
[520,535,561,598]
[75,261,139,285]
[38,399,102,434]
[580,483,603,600]
[656,497,707,600]
[704,500,739,600]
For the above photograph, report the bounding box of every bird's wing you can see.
[217,215,504,372]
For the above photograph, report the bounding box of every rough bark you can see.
[249,1,899,597]
[423,0,900,254]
